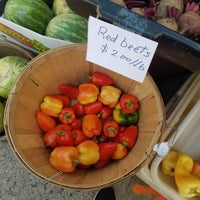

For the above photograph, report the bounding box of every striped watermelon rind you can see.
[4,0,53,35]
[45,13,88,43]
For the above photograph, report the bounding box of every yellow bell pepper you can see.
[40,95,63,117]
[160,150,180,176]
[98,85,121,108]
[175,153,200,198]
[76,140,100,165]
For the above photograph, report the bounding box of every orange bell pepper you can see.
[82,114,102,138]
[77,83,99,105]
[49,146,80,173]
[76,140,100,165]
[40,95,63,117]
[192,161,200,178]
[111,143,128,160]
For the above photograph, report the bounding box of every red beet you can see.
[156,0,184,20]
[156,6,180,31]
[178,3,200,38]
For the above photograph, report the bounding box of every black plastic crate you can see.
[66,0,200,72]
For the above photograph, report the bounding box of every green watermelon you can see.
[52,0,74,16]
[4,0,53,35]
[45,13,88,43]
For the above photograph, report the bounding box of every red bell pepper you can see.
[113,126,127,143]
[43,131,57,148]
[89,71,114,86]
[43,124,73,148]
[103,119,120,138]
[51,94,70,107]
[98,142,117,161]
[118,125,138,149]
[120,126,127,133]
[58,84,79,99]
[56,125,74,146]
[97,106,113,119]
[72,129,88,146]
[84,100,103,114]
[71,101,85,117]
[82,114,102,138]
[94,158,112,169]
[59,107,76,124]
[35,111,56,132]
[70,118,82,130]
[119,93,139,114]
[95,140,118,169]
[50,146,80,173]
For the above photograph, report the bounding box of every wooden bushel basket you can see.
[0,41,34,59]
[4,44,165,190]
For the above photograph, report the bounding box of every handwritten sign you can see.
[86,16,158,83]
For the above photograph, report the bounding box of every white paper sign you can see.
[86,16,158,83]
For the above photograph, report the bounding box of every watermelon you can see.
[45,13,88,43]
[52,0,74,16]
[4,0,53,35]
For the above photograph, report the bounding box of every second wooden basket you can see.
[0,40,34,59]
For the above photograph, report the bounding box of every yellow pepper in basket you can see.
[98,85,121,108]
[76,140,100,165]
[40,96,63,117]
[175,153,200,198]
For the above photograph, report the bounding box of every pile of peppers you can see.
[160,150,200,198]
[35,71,140,173]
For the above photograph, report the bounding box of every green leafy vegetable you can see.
[0,101,4,134]
[0,56,28,99]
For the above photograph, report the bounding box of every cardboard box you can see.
[68,0,200,72]
[0,0,72,54]
[0,17,73,54]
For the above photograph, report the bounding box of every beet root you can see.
[156,0,184,20]
[178,11,200,37]
[157,18,178,31]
